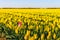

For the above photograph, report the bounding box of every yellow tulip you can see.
[24,30,30,40]
[41,33,44,40]
[36,26,38,31]
[53,33,56,39]
[44,26,50,32]
[15,27,19,34]
[33,34,37,39]
[47,31,51,39]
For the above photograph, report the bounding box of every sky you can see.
[0,0,60,8]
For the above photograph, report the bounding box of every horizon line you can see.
[0,7,60,9]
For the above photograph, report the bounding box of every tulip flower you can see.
[18,21,22,27]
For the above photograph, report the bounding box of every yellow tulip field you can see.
[0,8,60,40]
